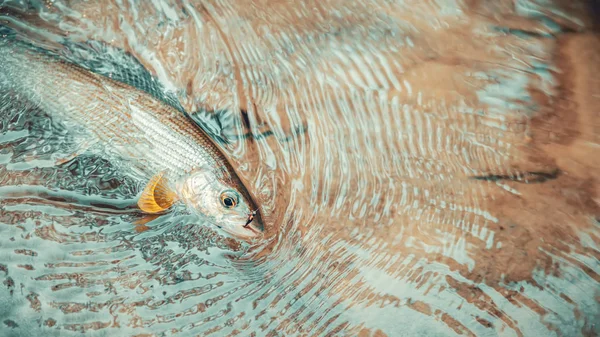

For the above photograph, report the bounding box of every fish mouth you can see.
[215,214,263,239]
[220,223,262,239]
[243,208,260,228]
[242,223,261,236]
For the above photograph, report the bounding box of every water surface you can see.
[0,1,599,336]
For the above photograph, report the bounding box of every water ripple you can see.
[1,0,599,336]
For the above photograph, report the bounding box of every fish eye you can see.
[219,191,238,208]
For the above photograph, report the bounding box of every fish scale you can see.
[0,34,263,236]
[0,38,229,180]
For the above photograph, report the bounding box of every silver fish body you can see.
[0,37,263,238]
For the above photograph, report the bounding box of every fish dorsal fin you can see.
[137,172,178,214]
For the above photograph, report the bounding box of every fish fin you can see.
[52,138,97,167]
[133,214,160,226]
[53,152,79,166]
[134,224,151,233]
[137,172,179,214]
[133,214,161,233]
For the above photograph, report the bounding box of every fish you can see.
[0,34,264,239]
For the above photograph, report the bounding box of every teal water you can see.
[1,1,599,336]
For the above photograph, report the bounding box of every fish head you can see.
[179,169,263,239]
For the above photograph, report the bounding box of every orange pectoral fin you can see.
[137,172,179,214]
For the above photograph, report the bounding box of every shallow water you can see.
[0,1,599,336]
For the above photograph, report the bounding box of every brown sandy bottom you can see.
[0,0,599,336]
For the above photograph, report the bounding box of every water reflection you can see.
[1,1,599,336]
